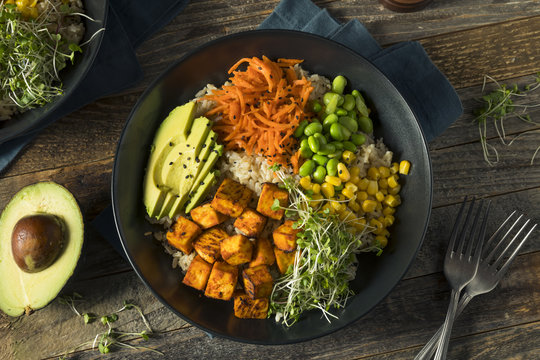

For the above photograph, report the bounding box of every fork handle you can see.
[414,293,474,360]
[434,289,461,360]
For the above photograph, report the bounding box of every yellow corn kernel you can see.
[381,228,390,238]
[337,193,347,201]
[390,162,399,174]
[370,218,384,233]
[387,174,400,188]
[399,160,411,175]
[382,206,396,216]
[379,166,391,178]
[376,235,388,248]
[300,176,312,190]
[338,209,355,222]
[348,200,361,212]
[367,167,381,180]
[384,194,400,207]
[388,183,401,195]
[384,214,395,227]
[350,166,361,178]
[342,150,356,164]
[351,217,367,231]
[380,187,388,195]
[321,202,335,214]
[356,191,368,202]
[367,180,378,195]
[349,175,361,185]
[331,200,346,213]
[358,177,370,190]
[312,183,321,194]
[309,193,324,208]
[342,187,355,199]
[378,178,388,189]
[321,182,335,198]
[337,163,351,182]
[345,182,358,192]
[376,201,383,212]
[325,176,342,187]
[375,191,385,202]
[362,199,377,213]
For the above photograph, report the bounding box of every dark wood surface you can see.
[1,1,539,359]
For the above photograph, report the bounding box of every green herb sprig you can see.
[474,73,540,166]
[268,172,381,327]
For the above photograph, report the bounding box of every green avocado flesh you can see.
[143,102,222,219]
[0,182,84,317]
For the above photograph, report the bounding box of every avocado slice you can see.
[156,117,212,218]
[184,171,218,214]
[0,182,84,317]
[183,144,224,214]
[143,102,197,218]
[165,134,219,219]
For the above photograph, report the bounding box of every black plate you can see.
[0,1,108,143]
[112,30,433,344]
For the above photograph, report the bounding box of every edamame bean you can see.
[313,133,327,145]
[299,160,315,177]
[304,121,323,136]
[332,75,347,95]
[343,141,357,152]
[343,94,355,111]
[308,135,320,153]
[312,100,322,113]
[323,92,339,105]
[299,147,313,159]
[341,125,351,140]
[313,166,327,184]
[327,150,343,159]
[325,95,340,114]
[317,143,336,155]
[336,108,348,116]
[326,158,339,176]
[355,93,369,117]
[331,141,344,150]
[293,120,309,138]
[351,133,366,146]
[358,116,373,133]
[329,122,345,141]
[351,89,360,98]
[348,110,357,120]
[339,116,358,133]
[313,154,329,166]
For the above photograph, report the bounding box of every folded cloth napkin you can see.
[93,0,462,259]
[0,0,190,173]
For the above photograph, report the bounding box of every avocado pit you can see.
[11,214,64,273]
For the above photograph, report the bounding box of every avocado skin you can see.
[0,182,84,317]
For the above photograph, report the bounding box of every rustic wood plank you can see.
[3,251,537,359]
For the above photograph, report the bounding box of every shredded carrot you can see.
[200,56,314,171]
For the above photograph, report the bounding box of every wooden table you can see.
[1,1,539,359]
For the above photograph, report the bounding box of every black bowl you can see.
[112,30,433,344]
[0,1,108,143]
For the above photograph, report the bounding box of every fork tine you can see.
[456,197,477,255]
[498,223,537,275]
[469,201,491,261]
[446,196,469,255]
[484,213,524,263]
[484,210,517,249]
[491,219,531,269]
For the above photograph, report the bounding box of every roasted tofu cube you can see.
[257,183,289,220]
[166,216,202,254]
[192,227,228,264]
[234,208,267,237]
[182,255,212,291]
[190,203,228,229]
[274,248,297,275]
[204,261,238,300]
[211,178,253,217]
[221,234,253,266]
[233,291,269,319]
[242,265,273,299]
[249,237,275,268]
[272,220,301,252]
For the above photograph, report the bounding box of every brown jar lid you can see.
[379,0,433,12]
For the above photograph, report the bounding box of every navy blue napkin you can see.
[0,0,189,173]
[93,0,462,259]
[260,0,463,141]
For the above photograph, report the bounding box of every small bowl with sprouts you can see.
[0,0,107,143]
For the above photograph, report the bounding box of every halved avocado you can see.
[0,182,84,317]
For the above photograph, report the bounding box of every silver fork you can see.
[415,211,537,360]
[434,197,491,360]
